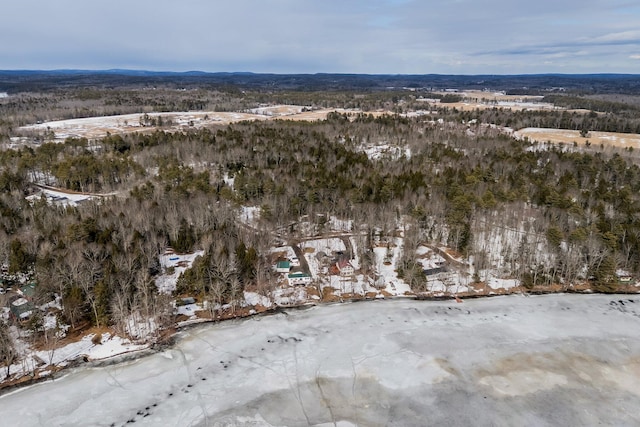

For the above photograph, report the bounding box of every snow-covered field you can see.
[15,107,354,143]
[3,294,640,426]
[514,127,640,148]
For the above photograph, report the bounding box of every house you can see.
[424,266,447,276]
[178,297,196,306]
[336,259,355,277]
[276,261,291,273]
[616,270,633,284]
[19,282,37,301]
[288,272,312,286]
[9,298,34,322]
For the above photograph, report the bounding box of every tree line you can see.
[1,105,640,337]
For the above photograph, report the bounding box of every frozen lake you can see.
[2,294,640,426]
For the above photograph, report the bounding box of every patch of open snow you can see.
[30,333,146,369]
[86,333,147,360]
[175,303,202,319]
[243,292,272,308]
[358,142,411,161]
[240,206,260,226]
[487,277,520,290]
[272,286,308,306]
[222,172,235,188]
[328,216,353,232]
[155,249,204,294]
[126,312,159,340]
[301,238,346,255]
[26,188,93,207]
[247,105,306,116]
[324,274,371,296]
[373,238,412,295]
[416,246,431,256]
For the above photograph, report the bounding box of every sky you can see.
[1,0,639,74]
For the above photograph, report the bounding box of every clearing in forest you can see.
[514,127,640,148]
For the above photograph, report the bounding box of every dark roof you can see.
[180,297,196,305]
[10,300,35,319]
[288,272,310,278]
[424,266,447,276]
[20,282,37,298]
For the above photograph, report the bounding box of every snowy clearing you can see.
[514,127,640,148]
[155,249,205,294]
[3,295,640,426]
[15,107,358,143]
[25,187,96,207]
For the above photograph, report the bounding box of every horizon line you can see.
[1,68,640,77]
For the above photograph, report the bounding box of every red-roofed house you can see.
[336,259,354,277]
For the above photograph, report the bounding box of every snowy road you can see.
[2,294,640,426]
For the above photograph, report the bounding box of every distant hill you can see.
[1,69,639,94]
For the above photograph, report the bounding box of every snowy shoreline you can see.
[2,293,640,426]
[2,289,637,397]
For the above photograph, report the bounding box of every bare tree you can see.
[0,321,18,379]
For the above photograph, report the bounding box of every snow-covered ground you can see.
[357,142,411,161]
[18,111,269,141]
[3,332,146,380]
[247,105,306,116]
[301,237,346,255]
[373,239,412,295]
[3,294,640,426]
[15,107,357,143]
[239,206,260,226]
[25,187,97,207]
[514,127,640,148]
[155,250,205,294]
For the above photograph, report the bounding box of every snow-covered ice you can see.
[3,294,640,426]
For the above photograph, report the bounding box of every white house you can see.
[336,259,355,277]
[288,272,312,286]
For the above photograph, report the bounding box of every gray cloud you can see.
[1,0,638,73]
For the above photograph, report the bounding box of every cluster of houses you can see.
[275,260,312,286]
[273,248,357,287]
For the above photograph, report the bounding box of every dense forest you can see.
[2,74,640,348]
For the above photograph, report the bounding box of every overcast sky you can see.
[2,0,639,74]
